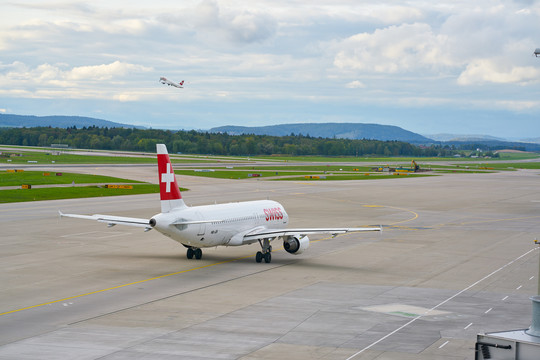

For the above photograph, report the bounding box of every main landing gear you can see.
[186,247,202,260]
[256,238,272,263]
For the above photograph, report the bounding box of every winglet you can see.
[157,144,186,213]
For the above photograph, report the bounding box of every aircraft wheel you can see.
[264,252,272,263]
[187,248,194,259]
[256,251,263,263]
[195,248,202,260]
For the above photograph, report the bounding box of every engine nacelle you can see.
[283,235,309,255]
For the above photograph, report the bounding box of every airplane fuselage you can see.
[150,200,288,248]
[159,77,183,88]
[61,143,380,263]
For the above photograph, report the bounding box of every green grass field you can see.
[0,150,245,164]
[1,152,154,164]
[228,165,374,172]
[0,171,144,186]
[0,153,218,164]
[1,145,538,203]
[281,173,435,181]
[2,146,538,165]
[174,166,375,179]
[0,184,161,203]
[0,170,165,203]
[472,162,540,170]
[175,169,310,179]
[253,152,540,163]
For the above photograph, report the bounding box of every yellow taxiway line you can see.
[0,255,252,317]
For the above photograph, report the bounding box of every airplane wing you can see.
[242,226,381,244]
[59,211,151,230]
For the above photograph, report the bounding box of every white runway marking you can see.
[464,323,473,330]
[346,247,538,360]
[485,308,493,314]
[438,340,449,349]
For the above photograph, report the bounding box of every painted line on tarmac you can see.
[346,246,538,360]
[0,232,341,318]
[430,214,540,229]
[306,194,420,228]
[0,255,253,317]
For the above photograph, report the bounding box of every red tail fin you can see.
[179,80,184,85]
[156,144,185,212]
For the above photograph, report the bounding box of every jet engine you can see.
[283,235,309,255]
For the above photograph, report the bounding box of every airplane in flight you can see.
[159,77,184,88]
[60,144,381,263]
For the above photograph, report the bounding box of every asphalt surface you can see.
[1,167,540,359]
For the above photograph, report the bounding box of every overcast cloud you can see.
[0,0,539,138]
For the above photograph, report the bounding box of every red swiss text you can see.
[264,207,283,221]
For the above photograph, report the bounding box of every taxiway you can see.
[1,168,540,359]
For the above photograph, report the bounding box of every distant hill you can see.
[444,139,540,152]
[210,123,433,143]
[520,137,540,144]
[425,133,540,151]
[0,114,142,129]
[425,133,507,142]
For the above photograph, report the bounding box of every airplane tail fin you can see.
[179,80,184,85]
[157,144,186,213]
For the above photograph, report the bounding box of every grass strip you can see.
[278,174,435,181]
[0,184,160,203]
[0,171,143,186]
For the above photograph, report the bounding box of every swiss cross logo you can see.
[157,154,181,200]
[161,163,175,193]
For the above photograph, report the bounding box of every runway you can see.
[1,168,540,359]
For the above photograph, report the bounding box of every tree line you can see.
[0,126,457,157]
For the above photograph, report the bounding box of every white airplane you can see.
[159,77,184,88]
[60,144,381,263]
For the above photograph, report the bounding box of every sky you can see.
[1,0,539,139]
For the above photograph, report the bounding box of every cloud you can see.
[158,0,276,46]
[113,93,143,102]
[193,0,221,28]
[495,100,540,111]
[345,80,366,89]
[192,0,277,44]
[363,5,424,24]
[333,22,454,74]
[1,0,540,136]
[102,19,149,35]
[227,11,276,43]
[67,61,153,81]
[1,61,152,83]
[0,61,154,100]
[457,59,540,85]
